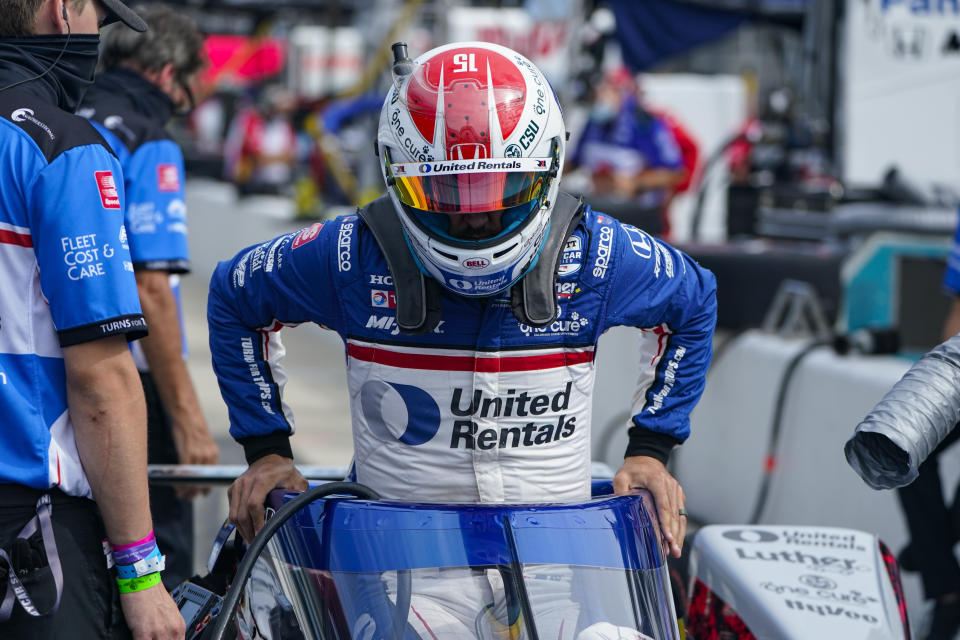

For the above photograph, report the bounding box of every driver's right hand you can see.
[228,454,308,542]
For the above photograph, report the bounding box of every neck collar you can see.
[0,34,100,112]
[94,67,175,123]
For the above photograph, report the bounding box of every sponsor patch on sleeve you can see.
[371,289,397,309]
[157,164,181,192]
[94,171,121,209]
[558,235,583,277]
[292,222,324,249]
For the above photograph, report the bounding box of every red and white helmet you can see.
[377,42,566,297]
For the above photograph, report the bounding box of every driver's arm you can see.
[208,221,346,540]
[602,224,717,557]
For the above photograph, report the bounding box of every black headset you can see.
[0,1,74,94]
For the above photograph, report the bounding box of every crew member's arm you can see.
[628,117,687,194]
[136,270,218,492]
[208,221,345,541]
[31,142,182,639]
[603,223,718,557]
[125,140,218,494]
[942,217,960,341]
[943,299,960,342]
[65,337,185,638]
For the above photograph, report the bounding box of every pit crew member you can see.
[0,0,182,637]
[80,2,218,589]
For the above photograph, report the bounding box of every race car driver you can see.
[209,42,716,633]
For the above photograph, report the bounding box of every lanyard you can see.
[0,494,63,620]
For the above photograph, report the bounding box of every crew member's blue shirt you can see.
[80,67,191,367]
[0,84,146,496]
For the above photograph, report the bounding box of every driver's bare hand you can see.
[228,454,308,542]
[120,582,185,640]
[613,455,686,558]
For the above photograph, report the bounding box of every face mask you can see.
[589,103,617,124]
[0,34,100,112]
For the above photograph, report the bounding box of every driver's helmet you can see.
[377,42,566,297]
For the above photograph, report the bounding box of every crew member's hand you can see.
[228,454,308,543]
[171,413,220,499]
[120,582,186,640]
[613,455,686,558]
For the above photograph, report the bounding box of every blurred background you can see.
[165,0,960,632]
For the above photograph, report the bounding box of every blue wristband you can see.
[115,545,165,579]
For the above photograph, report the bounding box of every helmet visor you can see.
[388,157,553,214]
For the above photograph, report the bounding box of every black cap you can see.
[99,0,148,32]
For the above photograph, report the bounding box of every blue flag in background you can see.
[607,0,808,71]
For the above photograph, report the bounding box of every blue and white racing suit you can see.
[0,87,145,498]
[208,205,717,504]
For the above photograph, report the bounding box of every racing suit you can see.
[209,205,716,501]
[79,67,195,587]
[209,203,716,637]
